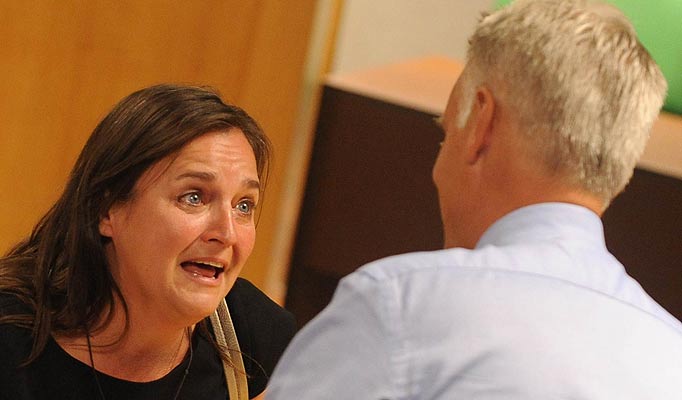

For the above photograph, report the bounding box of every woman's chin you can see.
[172,273,238,322]
[172,292,225,323]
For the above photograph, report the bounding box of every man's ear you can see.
[465,86,496,165]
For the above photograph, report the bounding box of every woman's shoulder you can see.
[0,291,32,333]
[225,278,297,396]
[227,278,294,325]
[0,293,35,388]
[0,291,29,313]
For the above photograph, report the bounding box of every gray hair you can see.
[458,0,667,205]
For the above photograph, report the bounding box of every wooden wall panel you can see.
[0,1,319,297]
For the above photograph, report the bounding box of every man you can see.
[267,0,682,398]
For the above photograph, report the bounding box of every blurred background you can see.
[1,1,680,324]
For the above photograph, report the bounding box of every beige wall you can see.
[332,0,494,73]
[0,1,319,298]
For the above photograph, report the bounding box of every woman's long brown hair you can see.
[0,84,271,363]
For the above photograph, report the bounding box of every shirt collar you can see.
[475,202,606,249]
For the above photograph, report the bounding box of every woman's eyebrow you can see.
[175,170,217,182]
[243,179,261,191]
[176,171,261,191]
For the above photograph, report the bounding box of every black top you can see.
[0,278,296,400]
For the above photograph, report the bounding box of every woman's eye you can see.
[236,200,255,215]
[180,192,203,206]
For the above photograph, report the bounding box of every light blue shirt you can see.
[268,203,682,399]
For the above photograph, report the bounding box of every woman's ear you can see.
[98,191,123,238]
[99,210,114,238]
[464,86,496,165]
[99,200,122,238]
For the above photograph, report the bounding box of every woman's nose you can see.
[201,204,237,245]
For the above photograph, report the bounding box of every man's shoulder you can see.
[351,246,502,283]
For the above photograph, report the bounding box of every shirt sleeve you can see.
[227,278,297,398]
[266,270,399,400]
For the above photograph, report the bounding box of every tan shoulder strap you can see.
[210,298,249,400]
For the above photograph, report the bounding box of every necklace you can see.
[86,327,193,400]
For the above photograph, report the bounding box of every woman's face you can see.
[99,130,260,326]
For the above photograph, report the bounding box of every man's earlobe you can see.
[465,86,496,164]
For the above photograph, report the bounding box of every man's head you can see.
[433,0,667,248]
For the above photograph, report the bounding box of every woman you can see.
[0,84,295,399]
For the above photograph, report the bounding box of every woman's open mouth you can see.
[180,260,225,279]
